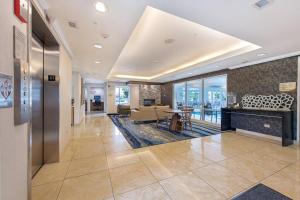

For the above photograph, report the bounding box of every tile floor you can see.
[32,114,300,200]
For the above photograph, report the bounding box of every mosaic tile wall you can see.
[228,56,298,139]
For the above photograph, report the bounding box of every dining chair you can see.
[180,107,194,131]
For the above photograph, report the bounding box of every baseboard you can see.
[236,129,281,142]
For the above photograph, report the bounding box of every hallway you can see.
[31,114,300,200]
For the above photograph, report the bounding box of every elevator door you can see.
[31,36,44,177]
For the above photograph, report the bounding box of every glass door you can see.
[173,82,186,109]
[187,80,202,120]
[203,75,227,124]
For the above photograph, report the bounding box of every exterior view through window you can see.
[115,86,130,105]
[173,75,227,124]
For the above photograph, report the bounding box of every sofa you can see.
[130,105,172,122]
[117,104,131,115]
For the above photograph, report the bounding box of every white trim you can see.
[236,129,281,142]
[229,51,300,70]
[297,56,300,143]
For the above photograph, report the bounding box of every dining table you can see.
[163,109,191,132]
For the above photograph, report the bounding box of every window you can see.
[173,75,227,124]
[115,86,129,105]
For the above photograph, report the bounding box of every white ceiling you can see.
[43,0,300,83]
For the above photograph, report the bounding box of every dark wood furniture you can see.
[221,108,294,146]
[90,100,104,111]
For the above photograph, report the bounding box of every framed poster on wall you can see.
[0,73,13,108]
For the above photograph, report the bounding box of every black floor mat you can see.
[232,184,292,200]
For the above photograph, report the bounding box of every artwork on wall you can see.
[0,73,13,108]
[242,93,294,110]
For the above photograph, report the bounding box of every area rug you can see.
[232,184,291,200]
[108,114,220,148]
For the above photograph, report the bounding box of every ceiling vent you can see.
[164,38,175,44]
[254,0,272,9]
[68,21,77,29]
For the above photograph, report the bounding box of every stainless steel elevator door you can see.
[31,36,44,177]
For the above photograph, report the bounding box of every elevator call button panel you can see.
[14,59,29,125]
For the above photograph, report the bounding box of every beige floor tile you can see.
[32,181,63,200]
[60,145,75,162]
[32,162,70,186]
[142,155,189,180]
[104,142,132,154]
[229,137,271,152]
[107,150,141,169]
[160,172,225,200]
[274,160,300,182]
[238,151,291,172]
[66,155,108,178]
[262,171,300,200]
[201,132,243,144]
[73,143,106,160]
[167,151,212,170]
[254,144,300,163]
[193,164,253,198]
[116,183,170,200]
[58,171,113,200]
[218,157,275,183]
[110,162,157,194]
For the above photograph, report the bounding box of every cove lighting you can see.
[95,2,107,13]
[257,53,267,57]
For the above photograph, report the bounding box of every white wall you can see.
[59,47,72,157]
[297,56,300,143]
[130,84,140,109]
[0,1,29,200]
[106,82,127,113]
[72,72,85,124]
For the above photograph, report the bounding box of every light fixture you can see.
[257,53,267,57]
[188,72,193,75]
[95,61,101,64]
[95,2,107,13]
[93,44,102,49]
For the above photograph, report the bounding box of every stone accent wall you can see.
[139,84,161,106]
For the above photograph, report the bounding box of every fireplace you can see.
[144,99,155,106]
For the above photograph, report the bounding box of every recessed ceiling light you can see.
[95,2,107,12]
[95,61,101,64]
[254,0,272,9]
[188,72,193,75]
[164,38,175,44]
[93,44,102,49]
[257,53,267,57]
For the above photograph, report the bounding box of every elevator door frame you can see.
[31,34,45,177]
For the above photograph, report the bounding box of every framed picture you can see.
[0,73,13,108]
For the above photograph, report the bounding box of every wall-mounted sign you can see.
[14,59,29,125]
[0,73,13,108]
[14,0,29,23]
[279,82,296,92]
[14,26,27,62]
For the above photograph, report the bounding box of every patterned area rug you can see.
[232,184,291,200]
[108,114,220,148]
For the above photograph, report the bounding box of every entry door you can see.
[31,36,44,177]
